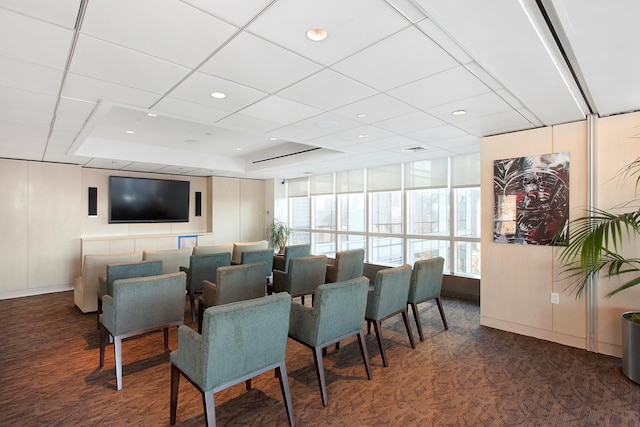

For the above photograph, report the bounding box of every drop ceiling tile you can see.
[333,26,458,91]
[0,8,74,69]
[361,134,429,150]
[454,110,533,136]
[428,135,479,149]
[375,111,444,135]
[69,35,191,94]
[0,57,63,96]
[62,73,162,107]
[416,18,473,64]
[181,0,274,27]
[1,0,82,28]
[385,0,428,23]
[278,69,377,111]
[332,93,417,124]
[168,72,267,113]
[246,0,409,66]
[426,92,513,124]
[325,125,394,145]
[238,95,323,125]
[216,113,282,135]
[448,142,481,155]
[82,0,238,68]
[387,66,490,111]
[153,97,231,125]
[275,112,361,142]
[200,31,323,94]
[406,124,468,143]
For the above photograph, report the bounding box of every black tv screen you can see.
[109,176,190,223]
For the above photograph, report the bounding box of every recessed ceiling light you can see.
[358,134,367,138]
[452,109,467,116]
[357,113,367,118]
[147,112,158,117]
[306,27,328,41]
[125,130,135,134]
[270,137,278,141]
[236,147,243,151]
[210,92,226,99]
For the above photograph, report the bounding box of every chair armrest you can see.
[170,325,203,383]
[288,303,318,346]
[325,264,337,283]
[201,280,219,307]
[98,275,108,299]
[272,270,288,292]
[101,295,115,332]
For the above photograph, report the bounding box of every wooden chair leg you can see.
[371,320,387,367]
[410,302,425,342]
[356,331,372,380]
[436,297,448,330]
[164,328,169,350]
[312,346,328,407]
[170,364,180,425]
[203,390,216,427]
[96,299,102,330]
[245,379,252,391]
[198,303,206,334]
[276,364,295,427]
[189,291,196,322]
[401,309,416,349]
[99,324,107,367]
[114,336,123,390]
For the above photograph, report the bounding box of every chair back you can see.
[143,248,192,274]
[311,276,370,347]
[409,257,445,304]
[232,240,268,264]
[274,255,327,296]
[193,243,233,256]
[202,262,267,307]
[366,264,412,320]
[241,248,274,280]
[185,253,232,292]
[327,249,365,282]
[102,272,186,336]
[102,259,163,297]
[198,293,292,390]
[281,244,311,272]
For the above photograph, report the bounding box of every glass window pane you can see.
[369,191,402,234]
[338,234,366,252]
[454,187,480,237]
[455,241,481,275]
[290,197,310,229]
[338,193,365,232]
[407,238,450,273]
[289,230,310,246]
[370,236,403,266]
[312,232,335,257]
[312,194,335,230]
[407,188,449,236]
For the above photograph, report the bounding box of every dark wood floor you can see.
[1,290,639,426]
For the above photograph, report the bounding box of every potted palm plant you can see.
[558,158,640,384]
[267,219,291,255]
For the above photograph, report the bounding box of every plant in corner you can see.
[558,157,640,383]
[267,219,291,255]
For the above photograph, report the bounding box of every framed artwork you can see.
[493,152,569,246]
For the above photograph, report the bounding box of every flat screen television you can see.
[109,176,190,223]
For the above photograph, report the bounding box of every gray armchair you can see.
[325,249,365,283]
[240,248,274,284]
[273,244,311,272]
[99,272,186,390]
[288,276,372,407]
[170,293,294,427]
[272,255,327,304]
[365,264,415,367]
[409,257,448,341]
[97,259,163,329]
[180,252,232,322]
[197,262,267,333]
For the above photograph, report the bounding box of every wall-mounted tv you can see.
[109,176,190,223]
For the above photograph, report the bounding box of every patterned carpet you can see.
[1,290,639,426]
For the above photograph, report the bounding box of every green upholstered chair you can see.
[170,293,294,427]
[240,248,274,284]
[180,253,232,322]
[97,259,163,329]
[409,257,448,341]
[99,272,186,391]
[272,244,311,273]
[325,249,365,283]
[196,262,267,333]
[288,276,372,407]
[365,264,415,367]
[272,255,327,304]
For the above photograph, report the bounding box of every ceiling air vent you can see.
[403,146,427,152]
[251,147,322,164]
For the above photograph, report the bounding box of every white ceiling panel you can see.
[333,26,458,91]
[238,95,322,125]
[455,110,534,136]
[0,7,73,69]
[199,32,323,93]
[82,0,238,68]
[275,112,361,143]
[215,113,282,135]
[278,69,377,111]
[61,73,162,107]
[69,35,191,94]
[385,0,428,23]
[0,57,63,97]
[375,111,444,135]
[180,0,275,27]
[246,0,410,66]
[0,87,57,119]
[153,97,230,125]
[0,0,81,28]
[332,93,417,124]
[406,124,469,144]
[426,92,514,125]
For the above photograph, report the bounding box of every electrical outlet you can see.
[551,292,560,304]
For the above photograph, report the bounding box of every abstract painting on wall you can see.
[493,152,569,246]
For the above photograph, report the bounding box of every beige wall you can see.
[0,160,265,299]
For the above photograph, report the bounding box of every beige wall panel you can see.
[0,159,29,293]
[212,177,240,244]
[28,162,81,288]
[240,179,265,242]
[596,112,640,355]
[134,236,180,250]
[481,127,555,331]
[550,120,588,339]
